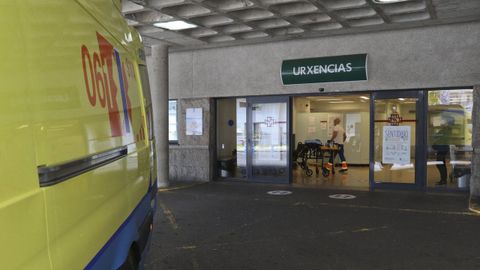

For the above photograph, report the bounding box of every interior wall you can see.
[294,111,370,165]
[168,21,480,99]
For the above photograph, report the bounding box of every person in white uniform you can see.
[327,118,348,172]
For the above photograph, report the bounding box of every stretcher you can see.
[294,140,339,177]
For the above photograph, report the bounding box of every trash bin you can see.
[218,158,234,178]
[458,174,470,189]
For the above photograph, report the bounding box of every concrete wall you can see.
[169,21,480,99]
[169,98,215,182]
[160,22,480,184]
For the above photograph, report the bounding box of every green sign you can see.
[281,54,367,85]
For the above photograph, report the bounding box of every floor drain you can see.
[267,190,292,196]
[329,194,356,200]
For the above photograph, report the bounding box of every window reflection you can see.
[427,89,473,189]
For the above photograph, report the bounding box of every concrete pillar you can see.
[470,85,480,213]
[147,44,169,188]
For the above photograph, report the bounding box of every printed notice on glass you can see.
[186,108,203,135]
[382,126,411,165]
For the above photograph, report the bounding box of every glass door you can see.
[370,91,426,190]
[246,96,290,183]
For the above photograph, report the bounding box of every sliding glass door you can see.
[246,96,290,183]
[370,91,426,190]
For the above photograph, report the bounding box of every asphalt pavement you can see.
[145,181,480,270]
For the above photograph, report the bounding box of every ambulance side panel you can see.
[0,2,51,270]
[19,1,151,269]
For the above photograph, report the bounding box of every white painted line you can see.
[329,194,356,200]
[267,190,292,196]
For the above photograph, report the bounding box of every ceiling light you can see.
[328,101,355,104]
[373,0,410,3]
[153,20,198,30]
[360,96,370,100]
[398,98,405,101]
[314,98,343,101]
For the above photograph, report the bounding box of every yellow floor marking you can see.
[158,182,206,192]
[159,202,179,230]
[177,245,197,250]
[351,226,388,233]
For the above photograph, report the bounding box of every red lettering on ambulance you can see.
[93,52,107,107]
[81,45,96,106]
[96,32,122,137]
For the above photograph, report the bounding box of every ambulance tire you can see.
[119,248,139,270]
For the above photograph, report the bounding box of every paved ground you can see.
[145,181,480,270]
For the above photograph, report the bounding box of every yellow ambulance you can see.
[0,1,157,269]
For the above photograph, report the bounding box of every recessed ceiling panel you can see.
[122,0,480,49]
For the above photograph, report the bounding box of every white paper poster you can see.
[382,126,411,165]
[186,108,203,135]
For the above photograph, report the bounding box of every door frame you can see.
[369,90,427,191]
[246,96,291,184]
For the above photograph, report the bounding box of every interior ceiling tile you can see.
[228,8,275,21]
[192,15,235,27]
[126,10,173,24]
[308,22,343,31]
[259,0,300,6]
[161,4,212,18]
[270,26,305,36]
[321,0,368,10]
[348,16,384,27]
[122,0,146,14]
[183,28,219,37]
[270,2,318,16]
[237,31,269,39]
[379,1,427,15]
[148,0,188,9]
[336,7,377,19]
[289,13,332,24]
[203,0,255,11]
[390,11,431,23]
[218,24,254,34]
[255,18,291,29]
[205,35,236,43]
[122,0,480,49]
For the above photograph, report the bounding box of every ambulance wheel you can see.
[120,248,139,270]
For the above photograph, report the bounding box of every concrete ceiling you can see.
[122,0,480,51]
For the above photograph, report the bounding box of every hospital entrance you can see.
[215,89,473,192]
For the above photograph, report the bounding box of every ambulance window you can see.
[139,64,154,140]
